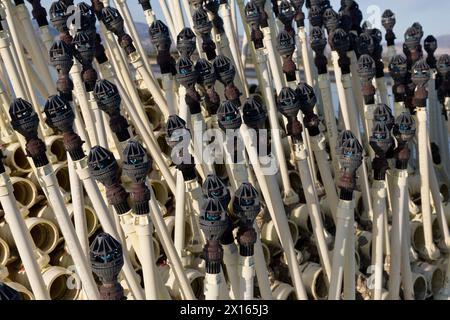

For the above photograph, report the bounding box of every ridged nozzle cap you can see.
[122,139,152,184]
[202,174,231,209]
[90,232,124,282]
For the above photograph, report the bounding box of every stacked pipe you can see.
[0,0,449,301]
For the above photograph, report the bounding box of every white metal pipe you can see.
[1,0,27,96]
[0,30,27,99]
[255,49,298,206]
[88,93,108,148]
[68,157,88,258]
[165,0,184,34]
[349,51,365,116]
[1,2,49,136]
[310,134,339,222]
[375,77,390,106]
[128,56,170,121]
[253,229,273,299]
[70,63,98,146]
[134,217,159,300]
[38,25,54,53]
[148,189,196,300]
[401,208,415,300]
[297,27,314,88]
[222,243,240,300]
[220,3,246,92]
[343,220,355,300]
[371,180,386,300]
[15,4,55,96]
[0,172,49,300]
[241,124,308,300]
[428,156,450,248]
[388,169,408,299]
[174,170,186,259]
[294,142,331,281]
[36,164,99,299]
[328,199,354,300]
[317,74,339,171]
[416,108,440,260]
[161,74,178,115]
[204,272,222,300]
[239,255,254,300]
[262,28,283,93]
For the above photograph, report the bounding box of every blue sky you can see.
[37,0,449,37]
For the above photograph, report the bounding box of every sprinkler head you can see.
[242,95,267,130]
[381,9,396,31]
[190,0,204,8]
[203,174,231,209]
[336,130,363,173]
[404,26,421,50]
[277,30,296,56]
[437,54,450,77]
[9,98,39,139]
[87,146,120,186]
[389,54,408,81]
[138,0,152,11]
[195,58,217,87]
[357,54,376,82]
[296,82,317,113]
[393,112,416,143]
[217,100,242,131]
[101,6,124,35]
[213,55,236,85]
[204,0,219,12]
[44,95,75,133]
[278,0,295,26]
[310,26,327,53]
[76,2,96,32]
[200,197,229,241]
[309,5,323,27]
[177,28,196,58]
[290,0,305,10]
[361,21,373,33]
[49,0,69,32]
[90,232,124,283]
[149,20,172,52]
[412,22,424,40]
[193,7,213,36]
[373,103,394,130]
[277,87,300,119]
[93,79,122,116]
[252,0,269,28]
[370,121,394,156]
[49,40,74,74]
[356,32,374,56]
[370,28,383,46]
[329,28,350,53]
[122,139,152,184]
[0,283,21,300]
[165,115,191,148]
[411,59,431,87]
[72,31,96,65]
[322,8,339,34]
[245,1,262,27]
[424,35,437,55]
[175,56,198,88]
[233,182,261,225]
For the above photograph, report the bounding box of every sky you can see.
[36,0,450,37]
